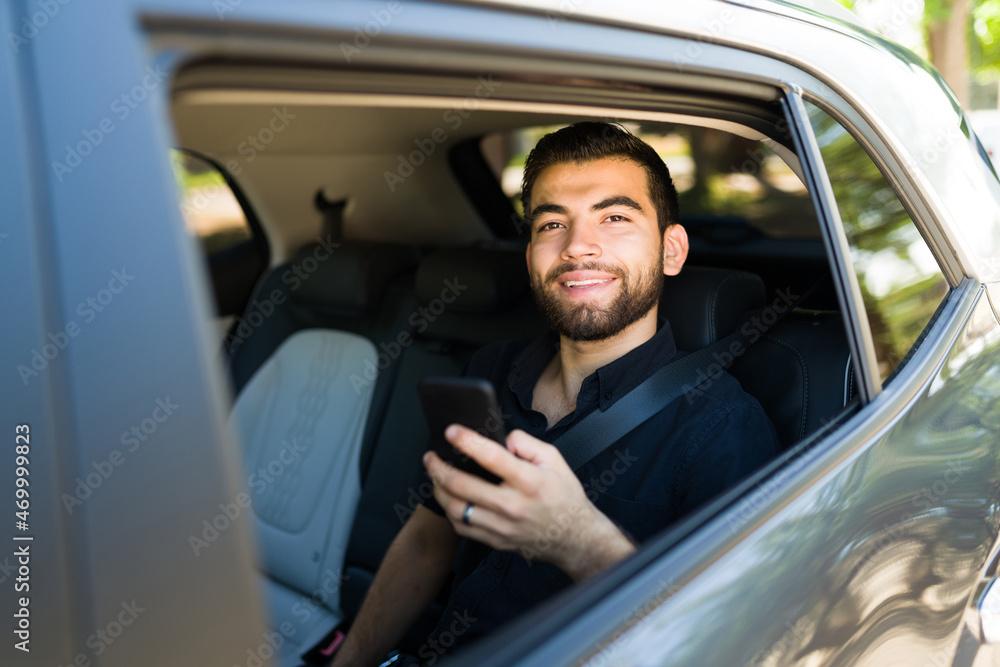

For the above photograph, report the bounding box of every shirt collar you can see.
[508,317,679,413]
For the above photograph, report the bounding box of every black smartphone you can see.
[417,376,506,484]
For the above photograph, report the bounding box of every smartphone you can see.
[417,376,506,484]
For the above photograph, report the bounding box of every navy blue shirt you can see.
[416,318,779,654]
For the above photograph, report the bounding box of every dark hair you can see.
[520,122,679,235]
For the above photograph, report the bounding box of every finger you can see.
[439,497,520,551]
[424,450,517,515]
[505,429,568,469]
[423,450,462,487]
[445,424,534,483]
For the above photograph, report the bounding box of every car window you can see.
[170,149,252,255]
[482,123,819,239]
[805,102,951,384]
[169,149,268,325]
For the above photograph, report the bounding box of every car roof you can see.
[163,0,1000,280]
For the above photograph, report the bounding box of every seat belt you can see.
[553,278,820,471]
[553,328,743,471]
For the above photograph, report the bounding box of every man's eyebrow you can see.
[528,203,568,221]
[592,196,644,212]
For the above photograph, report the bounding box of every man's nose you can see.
[561,222,601,260]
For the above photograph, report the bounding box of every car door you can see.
[0,1,268,665]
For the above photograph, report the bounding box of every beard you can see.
[531,257,664,342]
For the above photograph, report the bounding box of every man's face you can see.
[525,157,675,342]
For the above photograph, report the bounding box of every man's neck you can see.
[543,309,659,408]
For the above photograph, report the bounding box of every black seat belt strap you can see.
[553,329,741,471]
[553,278,821,471]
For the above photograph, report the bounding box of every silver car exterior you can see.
[3,1,1000,666]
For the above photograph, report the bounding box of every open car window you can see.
[804,102,951,384]
[167,56,958,666]
[170,149,268,332]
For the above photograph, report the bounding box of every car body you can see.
[4,0,1000,666]
[970,110,1000,172]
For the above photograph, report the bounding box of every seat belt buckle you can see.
[301,626,346,664]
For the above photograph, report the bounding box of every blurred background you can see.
[836,0,1000,161]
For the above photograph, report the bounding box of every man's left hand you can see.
[424,425,636,581]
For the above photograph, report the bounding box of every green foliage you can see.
[806,102,949,381]
[972,0,1000,75]
[836,0,1000,77]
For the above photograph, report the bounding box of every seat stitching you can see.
[761,334,809,439]
[846,355,855,403]
[708,275,733,343]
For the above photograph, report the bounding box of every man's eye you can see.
[605,215,629,223]
[538,221,562,232]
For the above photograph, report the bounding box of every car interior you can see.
[168,62,860,664]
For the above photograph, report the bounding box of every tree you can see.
[838,0,1000,108]
[925,0,970,105]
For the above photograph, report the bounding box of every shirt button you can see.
[604,392,613,400]
[493,556,504,570]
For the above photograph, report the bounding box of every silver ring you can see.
[462,502,474,526]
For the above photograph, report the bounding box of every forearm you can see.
[333,506,459,667]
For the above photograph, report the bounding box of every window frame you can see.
[148,8,980,665]
[171,147,271,319]
[782,87,960,403]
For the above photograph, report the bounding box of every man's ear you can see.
[525,242,532,276]
[662,224,689,276]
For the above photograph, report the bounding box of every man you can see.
[332,122,778,666]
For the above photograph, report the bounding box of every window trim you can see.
[781,86,882,403]
[798,92,965,289]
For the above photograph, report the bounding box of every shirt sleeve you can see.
[674,400,780,518]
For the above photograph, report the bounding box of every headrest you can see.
[415,247,528,313]
[291,240,420,312]
[660,267,765,350]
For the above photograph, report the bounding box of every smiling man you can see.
[332,122,778,667]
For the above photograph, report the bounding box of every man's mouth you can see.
[562,278,616,288]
